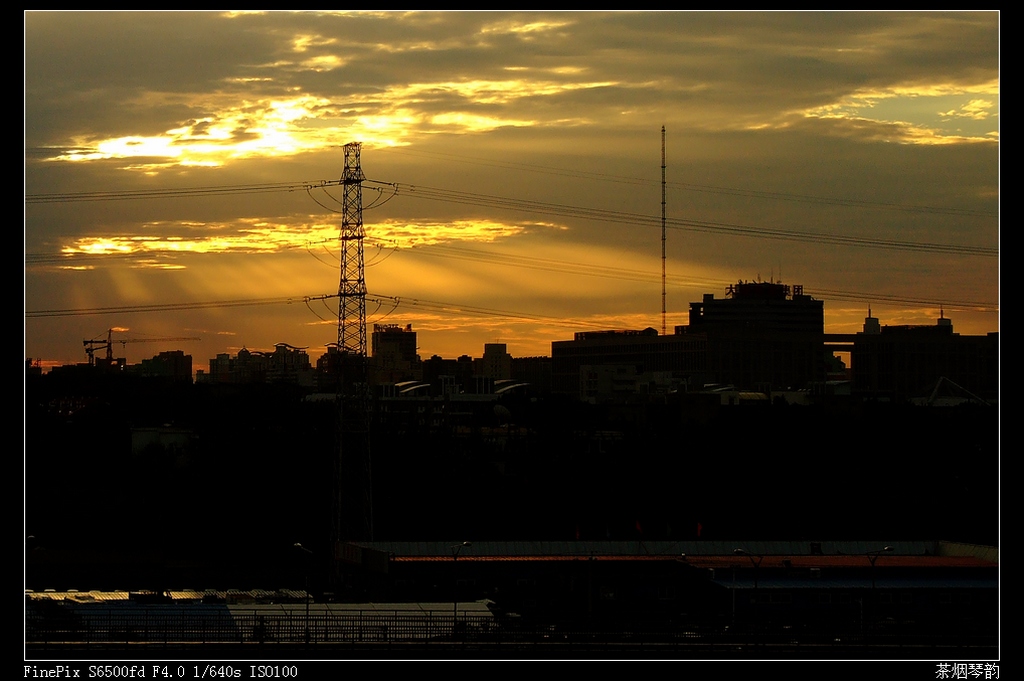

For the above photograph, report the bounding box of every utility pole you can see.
[661,126,667,336]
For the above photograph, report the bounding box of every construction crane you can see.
[83,329,200,366]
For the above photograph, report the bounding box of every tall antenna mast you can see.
[661,126,667,336]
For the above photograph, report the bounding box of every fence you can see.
[27,606,500,645]
[25,605,997,655]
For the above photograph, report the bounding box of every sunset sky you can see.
[24,11,999,370]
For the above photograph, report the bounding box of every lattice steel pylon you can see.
[338,141,367,356]
[332,141,373,549]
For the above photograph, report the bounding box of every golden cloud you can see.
[939,98,995,121]
[45,72,617,170]
[480,18,573,35]
[58,216,555,265]
[795,81,999,144]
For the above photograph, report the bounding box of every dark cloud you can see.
[24,11,999,365]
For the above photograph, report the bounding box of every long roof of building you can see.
[353,540,997,563]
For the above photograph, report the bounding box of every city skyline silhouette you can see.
[25,12,998,371]
[24,11,1000,663]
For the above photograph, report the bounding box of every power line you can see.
[25,180,334,204]
[25,277,997,322]
[24,296,311,318]
[25,228,1000,314]
[375,181,997,257]
[344,293,649,331]
[27,237,998,311]
[25,176,996,257]
[398,244,998,310]
[373,146,998,218]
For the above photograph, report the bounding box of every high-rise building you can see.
[552,281,824,397]
[369,324,421,384]
[684,281,824,391]
[371,324,418,364]
[478,343,512,381]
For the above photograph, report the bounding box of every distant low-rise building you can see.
[849,311,998,402]
[200,344,313,387]
[131,350,193,382]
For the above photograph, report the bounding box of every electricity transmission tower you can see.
[339,142,368,356]
[332,142,373,548]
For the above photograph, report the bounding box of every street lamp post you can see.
[450,542,471,635]
[293,543,314,644]
[588,552,596,618]
[866,546,894,589]
[734,549,765,637]
[734,548,764,587]
[865,545,893,639]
